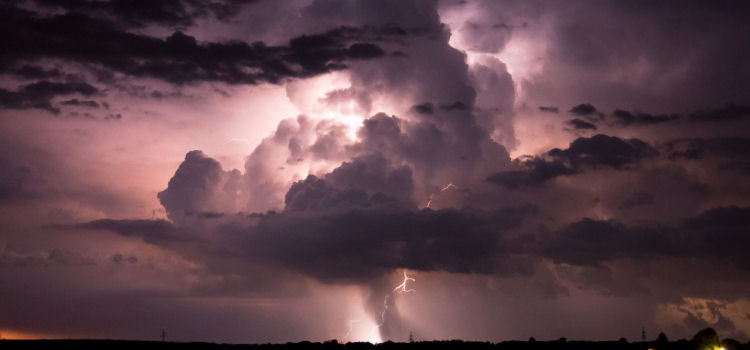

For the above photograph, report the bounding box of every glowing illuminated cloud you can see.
[1,0,749,344]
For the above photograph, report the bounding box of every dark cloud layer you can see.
[0,1,393,117]
[566,118,596,130]
[488,134,657,188]
[544,206,750,270]
[666,137,750,162]
[238,206,530,283]
[0,1,402,116]
[60,99,100,108]
[486,157,575,189]
[0,5,388,85]
[34,0,255,28]
[607,104,750,127]
[79,190,750,293]
[6,64,65,80]
[0,248,95,267]
[0,80,98,115]
[538,106,559,113]
[411,103,435,115]
[612,109,680,126]
[550,134,657,169]
[688,103,750,123]
[68,219,181,245]
[568,103,599,117]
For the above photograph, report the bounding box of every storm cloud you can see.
[0,7,390,85]
[487,134,658,188]
[2,0,750,344]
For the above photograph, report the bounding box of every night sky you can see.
[1,0,750,344]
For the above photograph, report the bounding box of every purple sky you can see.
[1,0,750,344]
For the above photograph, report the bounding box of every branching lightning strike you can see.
[343,271,416,342]
[392,271,416,293]
[373,271,416,332]
[342,319,361,341]
[425,183,457,208]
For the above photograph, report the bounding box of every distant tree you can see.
[619,337,628,343]
[721,338,741,350]
[657,332,668,343]
[528,337,536,342]
[692,328,720,349]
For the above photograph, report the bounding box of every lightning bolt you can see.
[376,294,390,328]
[372,271,416,334]
[425,183,457,208]
[441,183,457,191]
[392,271,416,293]
[341,319,361,342]
[343,271,414,343]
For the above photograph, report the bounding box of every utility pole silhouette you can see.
[409,332,414,343]
[641,327,646,342]
[161,329,166,342]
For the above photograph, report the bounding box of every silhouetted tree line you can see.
[1,328,748,350]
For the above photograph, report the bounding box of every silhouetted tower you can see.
[641,327,646,342]
[409,332,414,343]
[161,329,166,342]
